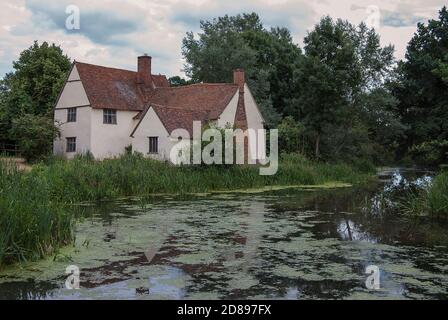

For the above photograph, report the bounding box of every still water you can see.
[0,168,447,300]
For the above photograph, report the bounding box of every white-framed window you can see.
[103,109,117,124]
[148,137,158,154]
[66,137,76,153]
[67,107,77,122]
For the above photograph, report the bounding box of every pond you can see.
[0,168,447,300]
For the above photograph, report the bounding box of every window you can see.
[67,107,77,122]
[148,137,158,154]
[66,137,76,153]
[103,109,117,124]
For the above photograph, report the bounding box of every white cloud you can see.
[0,0,446,79]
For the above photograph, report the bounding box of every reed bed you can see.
[400,170,448,217]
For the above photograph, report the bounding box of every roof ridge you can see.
[150,103,212,113]
[75,61,168,79]
[75,61,137,74]
[155,83,238,90]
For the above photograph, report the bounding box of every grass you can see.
[30,153,375,202]
[399,171,448,218]
[0,163,73,267]
[0,153,375,267]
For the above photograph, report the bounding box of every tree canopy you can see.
[0,41,70,156]
[182,12,302,127]
[182,12,400,162]
[288,16,396,159]
[392,6,448,164]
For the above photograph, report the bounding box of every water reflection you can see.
[336,219,378,243]
[0,168,447,300]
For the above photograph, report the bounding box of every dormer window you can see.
[103,109,117,124]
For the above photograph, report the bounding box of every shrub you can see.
[9,114,60,163]
[409,140,448,166]
[399,171,448,218]
[427,171,448,216]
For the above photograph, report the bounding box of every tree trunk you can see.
[315,133,320,158]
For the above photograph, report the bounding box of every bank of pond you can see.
[0,153,446,268]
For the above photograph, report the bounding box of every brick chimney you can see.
[233,69,245,91]
[137,54,152,86]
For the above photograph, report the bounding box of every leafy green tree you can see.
[409,140,448,166]
[278,116,307,154]
[357,88,406,163]
[168,76,194,87]
[0,41,70,160]
[392,6,448,164]
[182,13,301,127]
[289,16,397,160]
[0,41,70,145]
[290,16,360,158]
[10,114,60,162]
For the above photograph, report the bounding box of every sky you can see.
[0,0,446,79]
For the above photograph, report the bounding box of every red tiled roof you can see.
[148,84,238,113]
[131,104,215,137]
[75,61,169,111]
[152,75,170,88]
[75,62,237,114]
[73,61,246,135]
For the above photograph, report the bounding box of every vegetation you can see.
[1,8,447,166]
[182,13,401,163]
[400,171,448,218]
[1,7,448,265]
[0,41,70,159]
[33,153,374,202]
[292,17,396,159]
[0,153,374,267]
[392,7,448,165]
[182,13,300,127]
[409,140,448,167]
[0,163,73,267]
[181,8,448,166]
[9,114,60,162]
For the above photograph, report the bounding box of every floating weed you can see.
[1,193,448,299]
[82,239,91,248]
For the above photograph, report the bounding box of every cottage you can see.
[53,55,265,163]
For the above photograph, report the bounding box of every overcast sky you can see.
[0,0,446,79]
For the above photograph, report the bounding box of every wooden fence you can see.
[0,143,22,157]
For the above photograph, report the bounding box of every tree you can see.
[10,114,60,162]
[182,13,302,127]
[278,116,307,154]
[290,17,360,158]
[0,41,70,160]
[289,16,397,160]
[392,6,448,164]
[0,41,71,144]
[168,76,194,87]
[357,88,406,163]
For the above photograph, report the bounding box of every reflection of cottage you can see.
[53,55,265,162]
